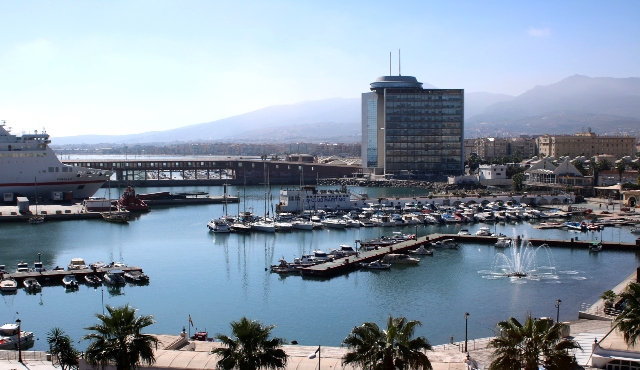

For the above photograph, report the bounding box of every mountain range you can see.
[53,75,640,145]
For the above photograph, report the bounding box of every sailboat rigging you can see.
[101,173,130,223]
[28,177,44,224]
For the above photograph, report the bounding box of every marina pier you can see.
[296,233,640,278]
[3,265,144,285]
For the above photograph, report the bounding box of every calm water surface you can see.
[1,185,638,350]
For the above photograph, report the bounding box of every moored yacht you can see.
[207,218,231,233]
[0,323,34,349]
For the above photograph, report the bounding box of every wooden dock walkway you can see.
[298,232,640,278]
[451,234,639,250]
[2,266,144,284]
[300,235,440,278]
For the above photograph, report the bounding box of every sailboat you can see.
[207,184,231,233]
[251,164,275,232]
[101,175,130,223]
[28,177,44,224]
[230,187,251,233]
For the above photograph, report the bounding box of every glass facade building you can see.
[361,76,464,179]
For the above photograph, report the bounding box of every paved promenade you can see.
[0,318,618,370]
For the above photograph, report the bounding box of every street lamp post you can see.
[308,345,320,370]
[16,318,22,363]
[464,312,469,353]
[556,299,562,323]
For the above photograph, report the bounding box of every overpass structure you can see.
[61,158,360,186]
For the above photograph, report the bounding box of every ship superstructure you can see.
[277,185,357,213]
[0,121,112,200]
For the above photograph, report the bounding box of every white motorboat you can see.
[329,245,357,258]
[251,220,276,233]
[275,221,293,232]
[33,261,45,272]
[312,250,333,262]
[431,238,459,249]
[90,261,107,270]
[103,270,126,285]
[495,237,512,248]
[322,218,347,229]
[0,122,112,199]
[360,260,391,270]
[68,258,88,270]
[84,274,102,286]
[457,229,471,236]
[16,261,30,273]
[409,245,434,256]
[230,222,252,233]
[291,219,314,230]
[359,219,375,227]
[631,227,640,234]
[0,277,18,292]
[101,211,130,223]
[382,254,420,264]
[475,227,492,236]
[28,215,45,224]
[270,260,303,274]
[23,277,42,291]
[207,218,231,233]
[344,218,361,228]
[0,323,34,350]
[124,270,150,283]
[589,241,603,252]
[62,275,79,289]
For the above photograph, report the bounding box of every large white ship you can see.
[277,185,360,213]
[0,121,112,200]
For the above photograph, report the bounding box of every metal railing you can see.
[431,337,494,352]
[0,350,50,361]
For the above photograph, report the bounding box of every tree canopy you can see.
[614,282,640,346]
[342,315,433,370]
[212,317,288,370]
[82,304,158,370]
[488,315,580,370]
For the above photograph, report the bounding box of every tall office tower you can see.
[361,75,464,179]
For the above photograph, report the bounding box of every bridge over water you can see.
[62,158,360,187]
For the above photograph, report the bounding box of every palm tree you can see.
[82,304,158,370]
[342,315,432,370]
[615,161,627,182]
[488,315,580,370]
[614,282,640,346]
[600,290,617,309]
[47,327,80,370]
[212,317,288,370]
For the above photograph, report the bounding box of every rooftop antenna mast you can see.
[389,52,391,76]
[399,49,401,76]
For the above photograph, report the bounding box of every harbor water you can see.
[1,185,638,351]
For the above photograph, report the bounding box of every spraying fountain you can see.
[480,233,558,282]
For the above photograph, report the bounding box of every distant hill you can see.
[464,92,515,118]
[53,75,640,145]
[52,98,361,145]
[466,75,640,136]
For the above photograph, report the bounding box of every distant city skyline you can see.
[0,0,638,137]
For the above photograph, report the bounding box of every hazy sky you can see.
[1,1,638,137]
